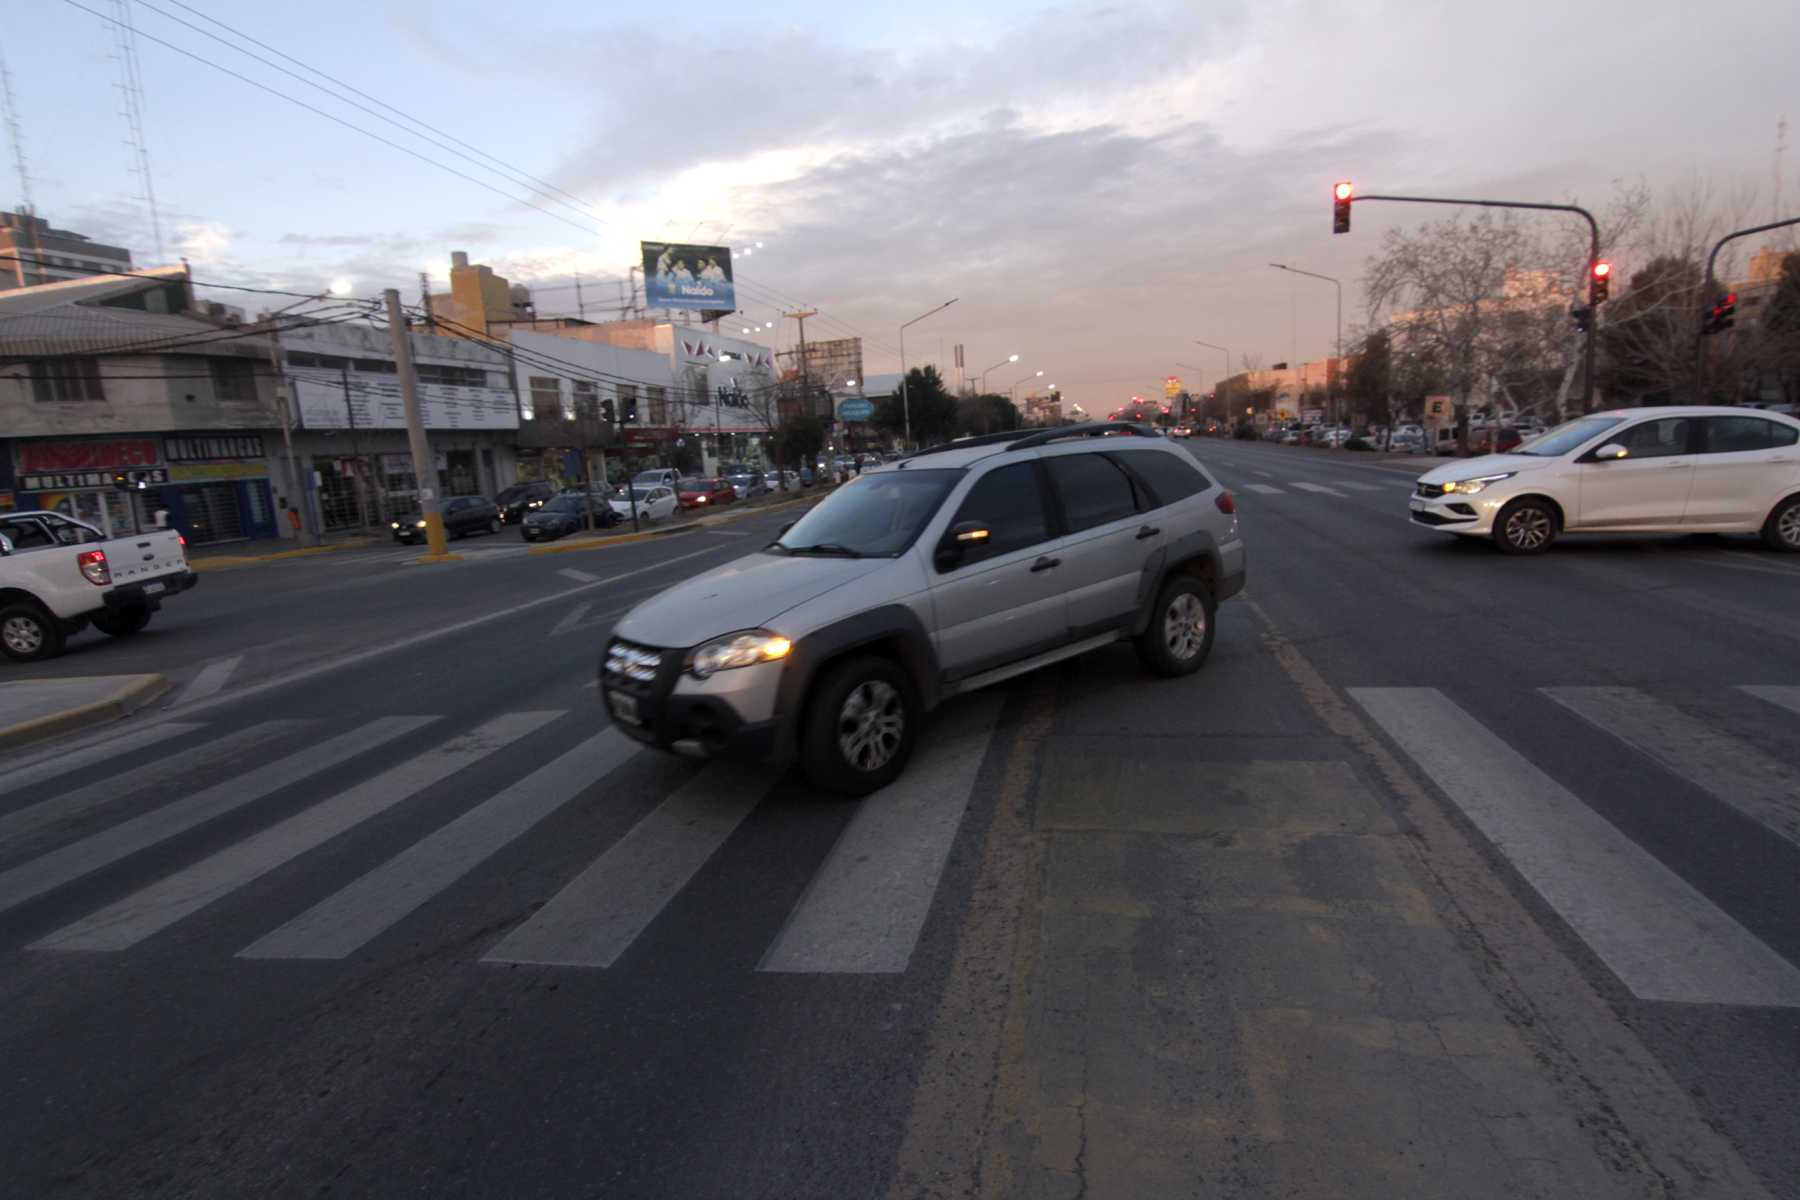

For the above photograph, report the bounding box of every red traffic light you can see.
[1332,181,1353,234]
[1591,261,1612,279]
[1333,181,1353,201]
[1588,259,1612,304]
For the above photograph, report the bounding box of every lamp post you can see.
[897,299,956,448]
[978,353,1020,394]
[1269,263,1343,434]
[1193,340,1231,420]
[1008,369,1045,403]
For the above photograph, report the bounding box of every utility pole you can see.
[264,316,319,546]
[785,307,818,423]
[899,298,958,449]
[574,270,587,320]
[338,364,371,530]
[384,288,451,560]
[419,272,434,325]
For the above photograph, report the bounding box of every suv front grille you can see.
[605,639,664,693]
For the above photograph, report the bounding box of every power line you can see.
[0,254,383,300]
[60,0,607,242]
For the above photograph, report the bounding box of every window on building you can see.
[209,357,259,405]
[416,362,489,387]
[648,386,668,427]
[573,380,599,422]
[353,357,398,374]
[618,383,639,424]
[529,375,562,422]
[29,357,105,403]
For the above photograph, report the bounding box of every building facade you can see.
[1,210,134,291]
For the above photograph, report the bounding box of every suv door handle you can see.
[1136,525,1161,540]
[1030,556,1061,573]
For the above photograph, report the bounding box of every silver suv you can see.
[601,423,1247,793]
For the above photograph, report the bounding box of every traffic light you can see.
[111,471,131,492]
[1332,181,1353,234]
[1701,291,1738,335]
[600,398,616,424]
[1588,260,1612,305]
[1570,305,1593,334]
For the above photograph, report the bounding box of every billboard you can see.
[291,374,518,431]
[641,242,736,312]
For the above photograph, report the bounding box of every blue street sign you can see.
[838,397,874,422]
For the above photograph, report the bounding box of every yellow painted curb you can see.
[0,673,170,752]
[404,553,465,564]
[527,526,698,555]
[189,539,376,572]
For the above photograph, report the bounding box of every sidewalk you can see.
[0,674,168,751]
[186,530,379,573]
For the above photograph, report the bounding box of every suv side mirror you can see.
[0,532,11,556]
[1592,443,1628,462]
[936,520,991,571]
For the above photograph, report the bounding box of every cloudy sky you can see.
[12,0,1798,409]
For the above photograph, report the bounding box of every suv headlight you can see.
[689,629,792,678]
[1441,472,1516,496]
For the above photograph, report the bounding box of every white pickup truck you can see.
[0,510,197,663]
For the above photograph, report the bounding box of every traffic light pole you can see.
[384,288,452,561]
[1345,193,1600,412]
[1695,215,1800,401]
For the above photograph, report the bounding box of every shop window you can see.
[29,357,105,403]
[210,358,259,404]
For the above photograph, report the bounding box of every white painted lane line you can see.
[240,728,639,960]
[0,717,431,917]
[1544,688,1800,851]
[174,655,242,707]
[1291,482,1345,497]
[704,529,751,537]
[1245,484,1286,496]
[32,713,563,952]
[1742,686,1800,717]
[1251,470,1274,478]
[558,567,600,583]
[549,602,593,637]
[0,722,205,801]
[484,762,779,968]
[1351,687,1800,1007]
[1333,481,1386,492]
[0,720,308,849]
[761,697,1005,974]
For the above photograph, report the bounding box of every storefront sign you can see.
[20,467,170,491]
[16,439,160,473]
[165,434,266,462]
[169,462,268,483]
[291,375,518,431]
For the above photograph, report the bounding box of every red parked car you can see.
[676,477,738,510]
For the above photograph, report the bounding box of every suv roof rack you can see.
[896,421,1157,466]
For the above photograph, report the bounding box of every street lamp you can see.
[1009,369,1045,402]
[1269,263,1343,434]
[898,298,958,448]
[978,353,1020,393]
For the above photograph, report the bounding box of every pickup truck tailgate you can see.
[107,530,190,583]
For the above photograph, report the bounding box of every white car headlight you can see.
[1441,472,1516,496]
[415,519,428,528]
[689,629,792,678]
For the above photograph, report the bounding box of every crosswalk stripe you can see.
[1351,687,1800,1007]
[0,717,431,917]
[174,655,242,707]
[0,722,206,801]
[1334,481,1385,492]
[1742,685,1800,717]
[239,727,639,960]
[549,602,593,637]
[0,721,308,850]
[31,713,563,952]
[760,697,1005,974]
[1291,482,1344,496]
[558,567,600,583]
[1245,484,1285,495]
[1544,687,1800,851]
[483,762,779,968]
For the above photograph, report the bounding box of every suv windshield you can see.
[1516,416,1627,456]
[772,469,961,558]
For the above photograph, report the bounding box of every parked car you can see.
[798,466,817,487]
[1409,406,1800,554]
[633,468,681,490]
[0,511,195,662]
[600,422,1247,794]
[610,484,680,523]
[521,494,620,542]
[392,495,500,543]
[677,477,738,510]
[495,480,556,525]
[764,470,803,491]
[727,472,770,500]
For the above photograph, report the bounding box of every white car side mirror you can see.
[1593,443,1628,461]
[0,532,11,556]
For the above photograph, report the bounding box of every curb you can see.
[0,673,170,752]
[527,524,700,555]
[189,539,377,573]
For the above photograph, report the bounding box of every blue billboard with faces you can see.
[641,242,735,312]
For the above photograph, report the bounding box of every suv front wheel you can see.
[801,655,918,795]
[1136,575,1216,677]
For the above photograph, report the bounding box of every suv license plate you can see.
[608,691,642,726]
[143,581,166,595]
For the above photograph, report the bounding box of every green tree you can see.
[1344,330,1393,425]
[873,365,959,446]
[956,392,1023,436]
[775,414,827,471]
[1597,255,1704,405]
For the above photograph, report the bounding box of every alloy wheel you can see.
[1505,507,1552,550]
[837,680,905,772]
[1164,592,1207,661]
[1781,504,1800,549]
[3,615,44,656]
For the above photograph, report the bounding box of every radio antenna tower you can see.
[109,0,165,264]
[0,51,47,286]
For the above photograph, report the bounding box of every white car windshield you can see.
[1516,416,1627,456]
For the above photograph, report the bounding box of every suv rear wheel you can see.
[1136,575,1215,677]
[801,654,918,795]
[1762,494,1800,552]
[93,604,152,638]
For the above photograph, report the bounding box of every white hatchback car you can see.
[610,484,679,523]
[1409,407,1800,554]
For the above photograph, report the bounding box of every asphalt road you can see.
[2,443,1797,1199]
